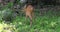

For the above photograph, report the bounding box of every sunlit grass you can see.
[0,21,16,32]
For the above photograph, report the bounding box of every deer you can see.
[21,3,34,26]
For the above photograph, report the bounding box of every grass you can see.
[10,10,60,32]
[12,16,60,32]
[0,3,60,32]
[0,11,60,32]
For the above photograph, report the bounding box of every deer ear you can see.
[21,4,27,9]
[24,4,27,8]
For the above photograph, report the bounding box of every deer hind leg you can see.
[31,12,35,21]
[28,14,32,27]
[25,14,32,26]
[25,14,28,21]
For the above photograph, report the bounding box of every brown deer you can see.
[22,3,34,26]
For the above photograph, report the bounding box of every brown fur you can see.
[22,4,34,26]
